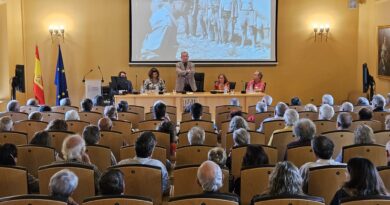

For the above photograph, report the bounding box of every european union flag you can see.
[54,45,68,105]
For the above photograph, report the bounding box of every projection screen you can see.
[130,0,278,64]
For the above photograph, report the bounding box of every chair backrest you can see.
[254,112,275,129]
[378,166,390,193]
[0,195,67,205]
[41,112,65,123]
[47,131,75,156]
[299,111,319,121]
[112,120,132,134]
[322,130,355,159]
[216,112,232,130]
[66,120,90,134]
[83,195,153,205]
[0,111,28,122]
[241,165,275,205]
[194,72,205,92]
[177,131,218,148]
[248,105,256,115]
[342,144,387,166]
[138,120,163,131]
[176,145,214,166]
[120,145,167,165]
[270,131,295,161]
[91,106,105,114]
[350,120,382,132]
[79,111,103,125]
[308,165,348,205]
[340,196,390,205]
[252,195,325,205]
[127,105,145,122]
[216,105,242,115]
[172,165,202,197]
[182,112,212,122]
[332,112,359,121]
[38,163,95,204]
[13,120,48,142]
[286,145,316,167]
[289,106,305,112]
[0,131,28,145]
[117,112,140,129]
[86,145,112,171]
[225,131,266,152]
[169,194,239,205]
[145,112,177,124]
[0,166,28,197]
[111,164,162,205]
[262,120,285,144]
[149,105,177,115]
[100,131,124,160]
[180,120,214,133]
[374,131,390,146]
[372,111,389,125]
[16,145,56,177]
[51,106,78,113]
[20,105,39,114]
[231,145,277,179]
[314,120,336,134]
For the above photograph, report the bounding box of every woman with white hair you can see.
[187,126,205,145]
[65,110,80,121]
[319,104,335,120]
[357,97,370,106]
[340,102,354,112]
[229,116,249,132]
[372,94,386,112]
[261,95,273,106]
[304,104,318,112]
[268,109,299,146]
[226,128,250,170]
[49,169,79,205]
[322,94,334,106]
[6,100,20,112]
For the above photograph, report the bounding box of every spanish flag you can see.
[33,46,45,104]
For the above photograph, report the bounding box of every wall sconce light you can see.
[313,24,330,42]
[49,25,65,43]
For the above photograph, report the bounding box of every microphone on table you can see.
[97,65,104,83]
[82,68,94,83]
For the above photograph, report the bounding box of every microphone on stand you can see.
[135,74,138,91]
[82,69,94,83]
[97,65,104,83]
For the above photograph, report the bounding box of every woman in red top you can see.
[214,74,230,90]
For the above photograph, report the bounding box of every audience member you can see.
[330,158,388,205]
[104,106,118,120]
[28,111,43,121]
[46,119,68,131]
[358,107,373,120]
[291,97,302,106]
[38,105,52,112]
[49,169,79,205]
[336,112,352,130]
[233,128,250,146]
[300,136,345,192]
[6,100,20,112]
[372,94,386,112]
[153,101,167,120]
[187,126,205,145]
[304,103,318,112]
[261,95,273,106]
[98,169,124,195]
[340,102,354,112]
[0,143,39,193]
[386,141,390,166]
[268,109,299,146]
[197,161,224,192]
[116,100,129,112]
[157,120,177,156]
[82,125,116,165]
[26,98,38,106]
[208,147,227,169]
[30,130,51,146]
[81,98,93,112]
[286,119,316,159]
[258,102,288,132]
[190,103,203,120]
[322,94,334,106]
[256,101,267,113]
[0,116,13,132]
[319,104,335,120]
[230,98,240,106]
[60,98,71,106]
[65,110,80,121]
[93,95,105,107]
[229,116,249,132]
[118,131,170,194]
[98,117,113,131]
[357,97,370,106]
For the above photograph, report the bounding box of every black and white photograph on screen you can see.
[378,26,390,78]
[130,0,277,63]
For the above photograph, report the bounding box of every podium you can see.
[85,80,102,99]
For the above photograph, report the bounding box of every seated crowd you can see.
[1,93,390,205]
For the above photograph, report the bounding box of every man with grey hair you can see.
[0,116,13,131]
[188,126,205,145]
[372,94,386,112]
[336,112,352,130]
[322,94,334,106]
[197,161,223,192]
[229,116,249,132]
[258,102,288,132]
[319,104,335,120]
[82,125,117,165]
[104,106,118,120]
[28,111,43,121]
[340,102,354,112]
[357,97,370,106]
[65,110,80,121]
[304,104,318,112]
[261,95,273,106]
[60,98,71,106]
[268,109,299,146]
[26,98,38,106]
[255,101,267,113]
[6,100,20,112]
[98,117,113,131]
[285,119,316,159]
[49,169,79,205]
[233,128,250,146]
[52,135,101,194]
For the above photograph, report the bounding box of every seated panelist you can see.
[214,74,230,91]
[246,71,265,92]
[143,67,166,92]
[113,71,133,94]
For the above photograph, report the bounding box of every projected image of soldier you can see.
[238,0,256,48]
[207,0,220,42]
[197,0,208,39]
[183,0,199,37]
[219,0,237,43]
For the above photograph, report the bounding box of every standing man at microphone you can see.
[175,51,197,92]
